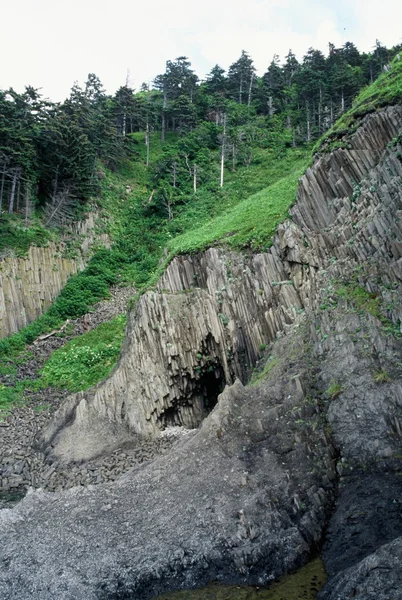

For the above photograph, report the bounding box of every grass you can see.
[168,160,307,255]
[373,369,391,383]
[316,54,402,153]
[0,316,127,420]
[0,382,26,416]
[326,381,343,400]
[37,315,127,392]
[0,214,55,257]
[335,283,401,336]
[250,358,280,386]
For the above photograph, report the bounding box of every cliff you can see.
[1,106,402,599]
[39,105,402,461]
[0,211,110,338]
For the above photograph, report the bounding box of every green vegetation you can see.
[250,358,280,386]
[373,369,391,383]
[0,382,25,415]
[335,283,400,336]
[0,316,126,421]
[316,54,402,152]
[37,315,126,392]
[326,381,343,400]
[168,160,307,254]
[0,217,54,257]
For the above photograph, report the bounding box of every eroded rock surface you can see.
[0,324,337,599]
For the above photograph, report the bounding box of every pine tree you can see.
[227,51,256,105]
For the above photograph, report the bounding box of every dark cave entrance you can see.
[200,366,226,413]
[157,363,226,430]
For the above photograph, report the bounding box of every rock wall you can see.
[39,105,402,462]
[0,211,109,338]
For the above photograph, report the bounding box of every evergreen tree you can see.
[227,50,256,105]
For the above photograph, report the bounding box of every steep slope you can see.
[0,102,401,600]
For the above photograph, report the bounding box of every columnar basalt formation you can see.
[39,106,402,463]
[0,211,110,338]
[1,106,402,599]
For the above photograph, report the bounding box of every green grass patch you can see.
[37,315,126,392]
[335,283,401,336]
[249,357,280,386]
[326,381,343,400]
[0,381,26,419]
[168,161,307,255]
[0,215,54,257]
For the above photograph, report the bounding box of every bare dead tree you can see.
[43,187,76,227]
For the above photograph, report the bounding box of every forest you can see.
[1,39,400,224]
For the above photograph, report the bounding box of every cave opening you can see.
[158,364,226,430]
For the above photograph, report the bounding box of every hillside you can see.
[0,46,402,600]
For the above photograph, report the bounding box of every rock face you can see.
[0,211,109,338]
[39,105,402,462]
[1,106,402,599]
[0,328,337,600]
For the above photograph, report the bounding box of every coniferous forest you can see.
[1,40,400,222]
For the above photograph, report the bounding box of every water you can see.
[154,558,326,600]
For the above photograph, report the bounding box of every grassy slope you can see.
[168,158,307,255]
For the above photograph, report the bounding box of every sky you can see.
[1,0,401,101]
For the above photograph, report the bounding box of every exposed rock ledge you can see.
[0,106,402,599]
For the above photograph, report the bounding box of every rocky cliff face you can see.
[39,105,402,461]
[1,106,402,599]
[0,211,109,338]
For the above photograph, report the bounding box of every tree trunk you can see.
[239,75,243,104]
[0,161,7,213]
[318,86,323,134]
[305,101,311,143]
[193,164,197,194]
[8,168,20,214]
[161,90,167,142]
[247,73,254,106]
[220,114,226,187]
[232,144,236,171]
[24,184,31,226]
[16,178,21,213]
[341,89,345,113]
[145,122,150,167]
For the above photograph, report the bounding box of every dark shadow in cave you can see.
[157,363,226,430]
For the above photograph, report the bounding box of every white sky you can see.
[1,0,401,101]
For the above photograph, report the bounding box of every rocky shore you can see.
[0,397,191,501]
[1,107,402,599]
